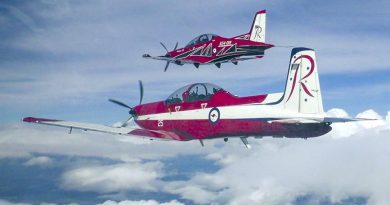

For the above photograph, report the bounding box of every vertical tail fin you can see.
[249,10,267,42]
[281,48,324,114]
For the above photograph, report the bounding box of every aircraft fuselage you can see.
[133,89,331,141]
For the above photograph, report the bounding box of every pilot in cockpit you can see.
[199,35,208,43]
[189,86,199,101]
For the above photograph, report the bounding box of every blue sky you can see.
[0,0,390,205]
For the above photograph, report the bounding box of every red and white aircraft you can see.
[23,48,373,148]
[143,10,274,71]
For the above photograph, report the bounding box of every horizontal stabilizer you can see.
[323,117,378,123]
[267,117,378,124]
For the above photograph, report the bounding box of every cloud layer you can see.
[61,162,163,193]
[98,199,184,205]
[1,108,390,204]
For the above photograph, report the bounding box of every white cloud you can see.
[161,109,390,205]
[164,182,218,204]
[23,156,53,166]
[97,199,184,205]
[1,109,390,205]
[326,108,386,138]
[61,162,163,193]
[0,122,210,161]
[0,199,30,205]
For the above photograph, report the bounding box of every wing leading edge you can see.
[142,54,176,62]
[22,117,183,141]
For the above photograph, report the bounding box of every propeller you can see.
[109,80,144,127]
[160,42,169,52]
[108,99,132,109]
[138,80,144,105]
[160,42,178,72]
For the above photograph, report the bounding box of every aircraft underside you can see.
[135,119,332,141]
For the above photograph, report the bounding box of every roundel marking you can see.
[212,48,217,53]
[208,107,220,124]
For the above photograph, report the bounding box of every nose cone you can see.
[132,105,141,116]
[129,109,136,116]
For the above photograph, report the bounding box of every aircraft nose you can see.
[129,109,136,116]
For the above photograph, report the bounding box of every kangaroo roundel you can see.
[208,107,220,124]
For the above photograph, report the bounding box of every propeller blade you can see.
[138,80,144,105]
[121,115,133,127]
[160,42,168,52]
[108,99,132,109]
[173,42,178,50]
[164,61,170,72]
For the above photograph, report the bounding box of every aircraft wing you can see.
[142,54,195,65]
[142,54,177,62]
[22,117,183,141]
[231,56,264,63]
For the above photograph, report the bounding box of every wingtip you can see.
[22,117,34,122]
[22,117,59,123]
[142,54,151,58]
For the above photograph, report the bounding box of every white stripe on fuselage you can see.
[136,103,325,122]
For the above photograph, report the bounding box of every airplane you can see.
[23,47,375,148]
[142,10,274,71]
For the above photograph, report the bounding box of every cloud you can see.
[61,162,163,193]
[326,108,385,138]
[160,109,390,205]
[0,122,213,161]
[164,182,218,204]
[23,156,53,166]
[0,3,42,33]
[97,199,184,205]
[1,109,390,205]
[0,199,30,205]
[0,198,184,205]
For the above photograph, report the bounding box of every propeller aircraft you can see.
[23,48,375,148]
[142,10,274,71]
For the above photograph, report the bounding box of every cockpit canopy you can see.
[185,34,217,47]
[165,83,223,105]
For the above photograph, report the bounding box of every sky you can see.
[0,0,390,205]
